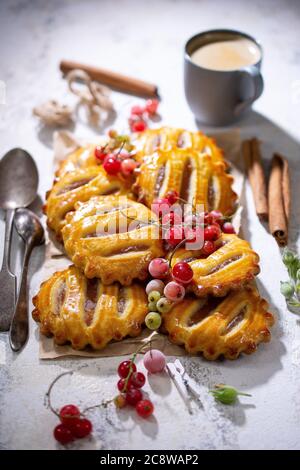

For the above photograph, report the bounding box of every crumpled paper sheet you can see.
[39,129,245,359]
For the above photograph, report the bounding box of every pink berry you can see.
[148,258,169,279]
[146,279,165,295]
[131,105,144,117]
[222,222,236,234]
[121,158,137,176]
[143,349,166,373]
[172,262,193,284]
[103,155,121,175]
[210,210,223,224]
[152,198,171,217]
[204,224,221,241]
[145,99,159,115]
[164,281,185,302]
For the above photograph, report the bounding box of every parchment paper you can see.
[39,129,245,359]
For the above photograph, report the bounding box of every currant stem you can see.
[122,339,153,393]
[168,237,189,268]
[45,371,73,418]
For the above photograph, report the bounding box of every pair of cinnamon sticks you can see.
[242,138,291,247]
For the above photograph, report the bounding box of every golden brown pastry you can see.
[133,149,237,214]
[162,285,274,360]
[32,265,148,350]
[169,234,260,297]
[132,126,225,164]
[56,144,101,179]
[44,166,130,239]
[62,195,164,284]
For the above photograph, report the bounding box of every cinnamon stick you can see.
[243,138,268,220]
[268,154,289,247]
[60,60,159,98]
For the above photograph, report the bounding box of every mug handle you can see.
[234,65,264,116]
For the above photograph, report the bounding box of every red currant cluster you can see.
[129,99,159,132]
[53,405,92,445]
[94,130,139,176]
[114,348,165,418]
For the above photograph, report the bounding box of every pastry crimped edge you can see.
[44,166,131,240]
[162,284,275,360]
[32,265,148,350]
[62,195,165,285]
[169,233,260,297]
[132,148,237,215]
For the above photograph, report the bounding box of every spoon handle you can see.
[0,208,16,331]
[9,243,32,351]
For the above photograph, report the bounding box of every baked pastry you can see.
[169,234,260,297]
[62,195,164,284]
[132,126,225,164]
[133,148,237,213]
[32,265,148,350]
[56,144,102,179]
[162,285,274,360]
[45,166,130,239]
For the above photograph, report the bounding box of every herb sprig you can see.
[280,248,300,309]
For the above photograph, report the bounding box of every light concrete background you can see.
[0,0,300,450]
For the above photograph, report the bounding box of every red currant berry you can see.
[130,371,146,389]
[152,197,171,217]
[53,424,74,445]
[165,225,185,247]
[145,99,159,115]
[117,377,135,392]
[131,120,147,132]
[172,261,194,284]
[130,105,144,117]
[204,224,221,241]
[210,210,223,224]
[165,190,179,205]
[136,399,154,418]
[125,388,143,406]
[202,240,216,256]
[222,222,236,234]
[103,155,121,175]
[59,404,80,425]
[94,145,107,162]
[201,212,213,225]
[161,211,182,226]
[118,360,137,378]
[71,418,92,439]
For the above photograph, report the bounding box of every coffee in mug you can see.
[184,29,264,126]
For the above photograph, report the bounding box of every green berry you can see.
[148,301,158,312]
[282,249,295,266]
[145,312,162,330]
[148,290,161,303]
[156,297,173,314]
[210,385,251,405]
[280,281,294,299]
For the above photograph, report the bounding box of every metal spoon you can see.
[9,208,45,351]
[0,148,38,331]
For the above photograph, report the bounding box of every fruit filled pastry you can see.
[133,149,237,214]
[62,196,164,285]
[32,265,148,350]
[132,126,225,165]
[169,233,260,297]
[162,285,274,360]
[44,166,131,239]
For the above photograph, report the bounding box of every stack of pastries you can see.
[32,127,274,360]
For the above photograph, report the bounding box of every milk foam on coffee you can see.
[191,37,261,71]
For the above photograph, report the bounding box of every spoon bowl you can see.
[9,208,45,351]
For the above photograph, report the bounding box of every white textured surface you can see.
[1,0,300,450]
